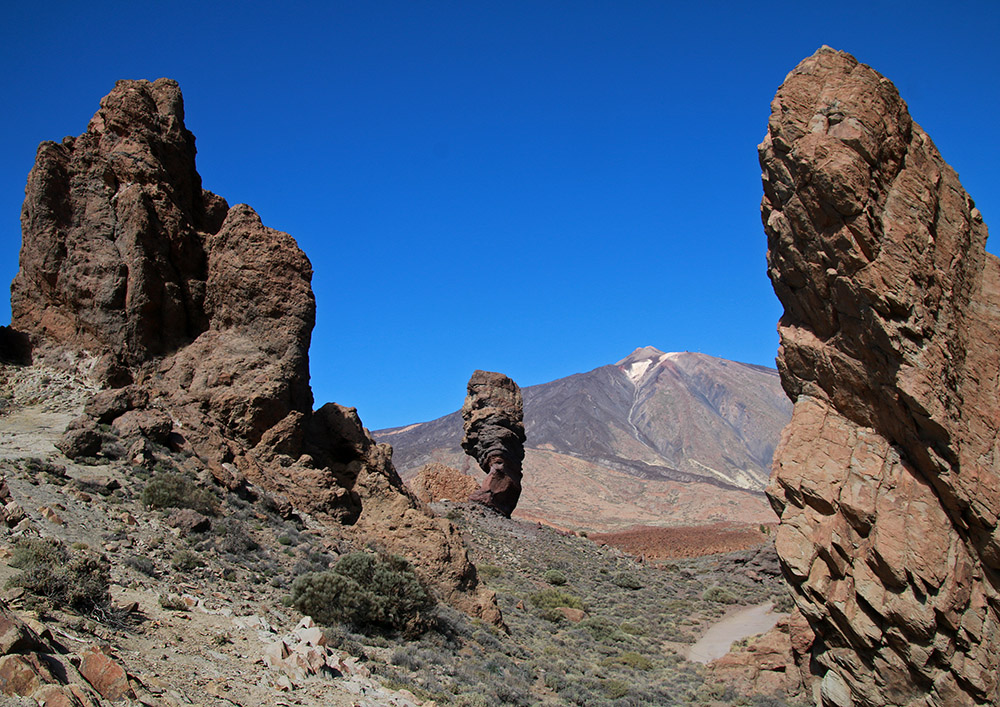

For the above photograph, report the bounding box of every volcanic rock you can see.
[461,370,526,517]
[410,463,479,504]
[762,47,1000,706]
[10,79,501,625]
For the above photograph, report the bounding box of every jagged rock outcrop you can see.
[10,78,500,625]
[461,370,525,517]
[762,47,1000,706]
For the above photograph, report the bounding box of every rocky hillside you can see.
[763,48,1000,706]
[377,347,790,531]
[0,360,803,706]
[7,78,498,625]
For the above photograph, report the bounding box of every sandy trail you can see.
[687,601,785,663]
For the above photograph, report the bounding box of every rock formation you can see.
[762,48,1000,706]
[9,78,500,625]
[410,463,479,505]
[461,370,525,517]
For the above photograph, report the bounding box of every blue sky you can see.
[2,1,998,430]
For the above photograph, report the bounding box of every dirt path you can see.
[686,601,785,663]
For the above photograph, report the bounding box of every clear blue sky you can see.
[2,1,998,430]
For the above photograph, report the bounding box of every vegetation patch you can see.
[291,551,433,636]
[6,537,110,615]
[141,471,217,515]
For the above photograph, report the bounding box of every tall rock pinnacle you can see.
[762,48,1000,706]
[461,370,526,517]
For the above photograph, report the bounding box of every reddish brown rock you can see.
[409,463,479,504]
[461,370,525,517]
[0,603,49,656]
[12,79,226,371]
[78,645,133,701]
[762,47,1000,706]
[11,78,501,627]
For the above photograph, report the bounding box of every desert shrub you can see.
[543,569,567,586]
[604,678,630,699]
[23,457,67,481]
[171,549,204,571]
[527,588,585,611]
[141,472,217,515]
[290,551,433,635]
[772,589,795,613]
[6,537,110,614]
[602,651,653,670]
[703,585,739,604]
[612,570,643,590]
[619,620,645,635]
[579,616,624,642]
[390,648,423,670]
[478,564,502,580]
[124,554,157,577]
[215,519,259,554]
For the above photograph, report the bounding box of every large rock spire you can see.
[762,48,1000,706]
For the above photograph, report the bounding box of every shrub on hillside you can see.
[527,587,586,622]
[290,551,433,635]
[141,472,217,515]
[6,537,110,614]
[543,569,567,586]
[527,588,585,611]
[703,585,739,604]
[611,570,643,590]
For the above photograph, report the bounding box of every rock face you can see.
[762,48,1000,706]
[410,463,479,505]
[461,370,525,517]
[13,79,229,374]
[10,79,500,625]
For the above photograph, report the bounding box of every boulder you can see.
[55,418,103,459]
[762,47,1000,706]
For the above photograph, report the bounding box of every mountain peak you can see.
[615,346,667,367]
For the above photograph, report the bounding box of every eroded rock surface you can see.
[410,463,479,505]
[10,78,499,624]
[461,371,525,518]
[762,47,1000,706]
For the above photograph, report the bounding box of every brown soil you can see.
[589,521,777,560]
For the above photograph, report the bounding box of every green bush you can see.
[141,472,217,515]
[604,678,630,699]
[290,552,433,635]
[6,538,110,614]
[527,588,585,611]
[171,549,204,571]
[543,569,567,586]
[703,585,739,604]
[478,564,502,580]
[612,570,643,590]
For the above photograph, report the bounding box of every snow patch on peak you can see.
[616,346,666,367]
[624,359,652,384]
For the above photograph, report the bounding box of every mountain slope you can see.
[376,348,791,531]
